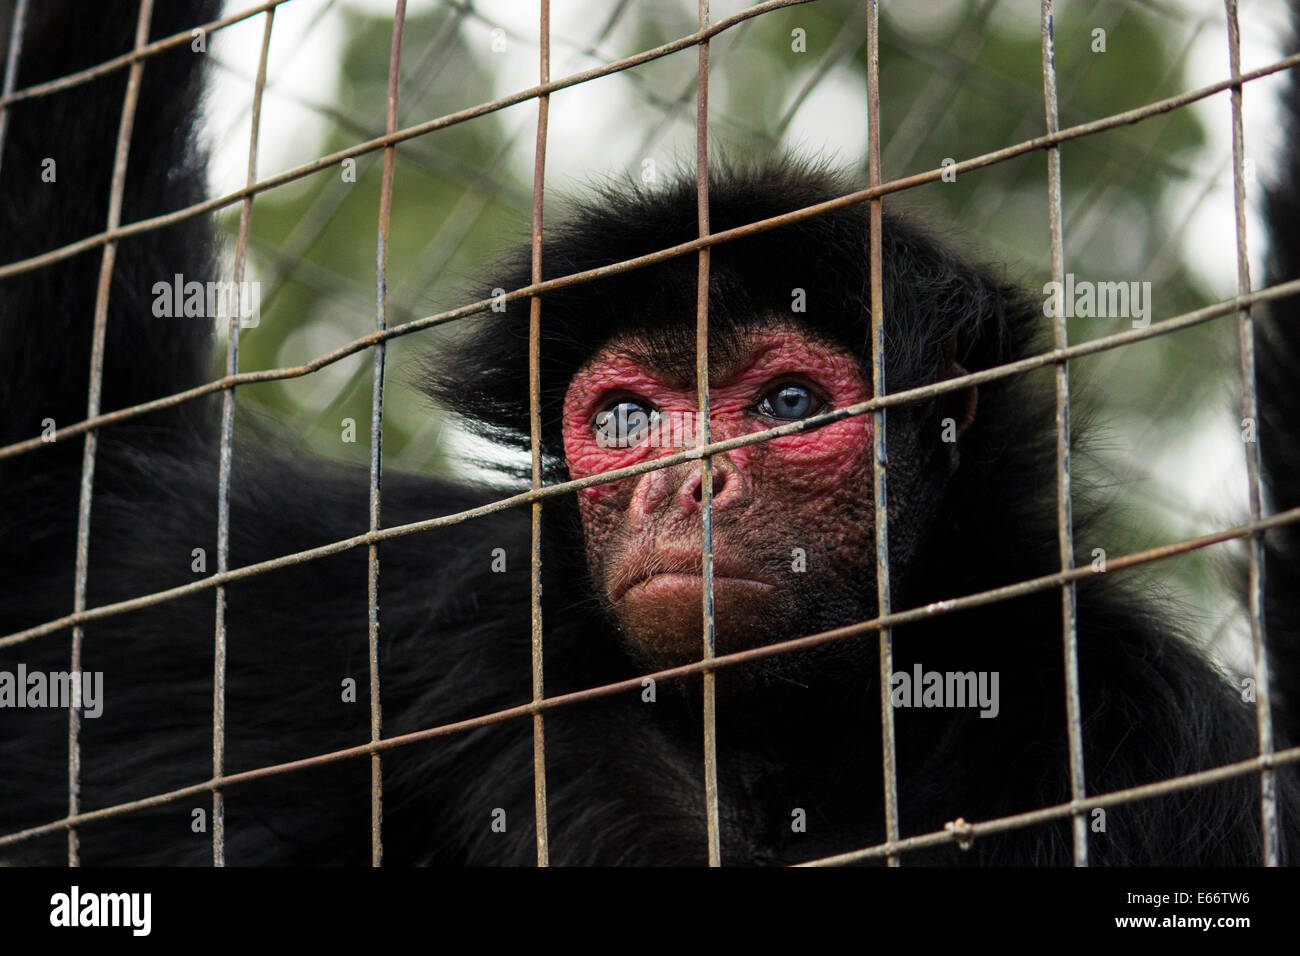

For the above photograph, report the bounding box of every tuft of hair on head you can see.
[420,154,1041,475]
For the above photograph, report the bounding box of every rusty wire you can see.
[0,0,26,178]
[797,744,1300,867]
[1224,0,1278,867]
[64,0,157,868]
[210,1,276,869]
[368,0,408,870]
[693,0,722,869]
[1039,0,1087,869]
[528,0,552,869]
[1,0,1297,867]
[865,0,899,869]
[0,0,294,109]
[385,5,638,473]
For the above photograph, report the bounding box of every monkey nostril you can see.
[690,469,725,503]
[682,463,737,510]
[677,470,701,510]
[708,469,726,501]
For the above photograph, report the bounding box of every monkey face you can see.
[561,324,879,668]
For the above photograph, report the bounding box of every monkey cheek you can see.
[612,575,782,666]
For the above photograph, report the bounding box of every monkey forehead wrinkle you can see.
[569,326,854,393]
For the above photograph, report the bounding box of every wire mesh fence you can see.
[0,0,1298,867]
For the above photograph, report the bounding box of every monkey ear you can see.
[943,357,978,433]
[934,340,977,473]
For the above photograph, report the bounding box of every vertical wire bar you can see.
[66,0,155,867]
[386,6,637,476]
[0,0,29,178]
[866,0,899,869]
[251,5,466,331]
[1040,0,1087,867]
[1224,0,1278,866]
[695,0,721,868]
[213,5,275,867]
[369,0,407,868]
[390,0,632,387]
[527,0,551,867]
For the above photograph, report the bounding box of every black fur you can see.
[0,0,1297,865]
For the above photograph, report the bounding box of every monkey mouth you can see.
[609,547,780,663]
[609,548,775,604]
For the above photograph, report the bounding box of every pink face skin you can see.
[562,324,877,666]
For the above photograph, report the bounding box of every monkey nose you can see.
[676,457,748,515]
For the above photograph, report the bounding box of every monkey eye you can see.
[593,399,660,449]
[756,383,824,421]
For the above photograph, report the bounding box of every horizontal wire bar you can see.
[2,503,1298,851]
[0,0,295,109]
[795,744,1300,867]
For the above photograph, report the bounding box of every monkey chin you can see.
[613,573,782,668]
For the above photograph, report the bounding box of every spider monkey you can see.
[1,0,1298,865]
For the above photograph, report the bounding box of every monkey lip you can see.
[610,549,775,603]
[623,573,774,601]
